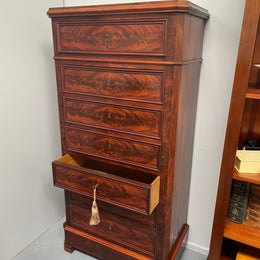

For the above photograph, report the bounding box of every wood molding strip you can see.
[169,223,189,260]
[54,56,203,66]
[47,1,209,19]
[64,224,153,260]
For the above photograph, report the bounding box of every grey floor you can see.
[13,218,207,260]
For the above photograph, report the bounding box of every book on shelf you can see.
[227,179,251,224]
[235,150,260,173]
[246,184,260,229]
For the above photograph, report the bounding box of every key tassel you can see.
[89,184,100,226]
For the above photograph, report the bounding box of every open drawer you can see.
[52,154,160,215]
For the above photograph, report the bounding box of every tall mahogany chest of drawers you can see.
[48,1,209,259]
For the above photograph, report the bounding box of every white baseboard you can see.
[186,241,209,256]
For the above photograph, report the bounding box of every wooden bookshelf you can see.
[233,168,260,185]
[224,219,260,249]
[208,1,260,259]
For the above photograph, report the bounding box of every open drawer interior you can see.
[52,154,160,215]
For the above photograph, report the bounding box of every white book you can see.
[235,150,260,173]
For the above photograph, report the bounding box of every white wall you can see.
[63,0,246,254]
[185,0,246,254]
[0,0,64,259]
[0,0,246,259]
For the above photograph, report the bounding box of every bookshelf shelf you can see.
[235,245,260,260]
[221,240,260,260]
[224,219,260,249]
[233,168,260,185]
[246,88,260,99]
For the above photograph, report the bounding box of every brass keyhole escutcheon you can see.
[107,113,111,119]
[106,79,111,86]
[108,143,112,150]
[108,225,112,231]
[105,33,109,39]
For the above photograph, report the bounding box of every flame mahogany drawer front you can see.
[64,127,160,170]
[70,192,157,229]
[61,65,164,102]
[57,21,166,56]
[64,98,161,137]
[52,154,160,215]
[69,203,156,256]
